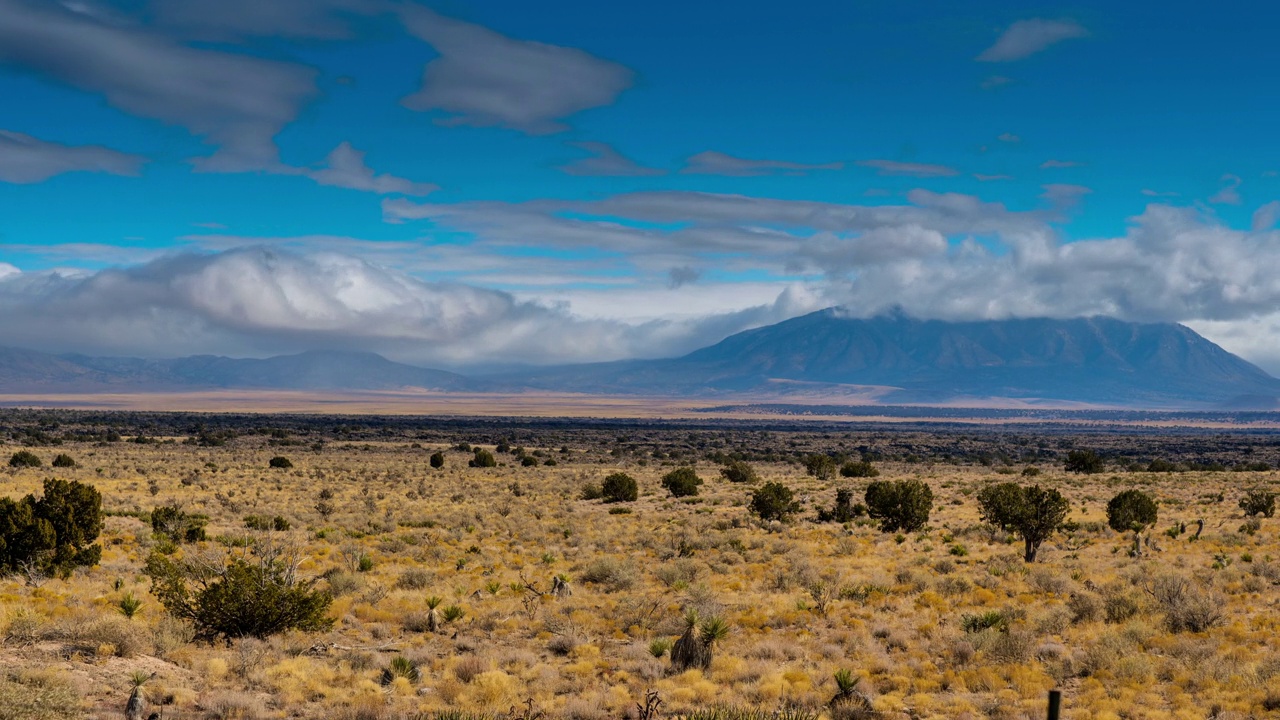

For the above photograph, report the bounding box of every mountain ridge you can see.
[0,311,1274,408]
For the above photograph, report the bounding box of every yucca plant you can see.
[380,655,420,685]
[424,595,444,632]
[124,671,153,720]
[671,611,730,671]
[441,604,465,623]
[648,637,672,657]
[117,592,144,619]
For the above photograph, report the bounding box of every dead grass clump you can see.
[1027,568,1071,595]
[0,671,81,720]
[1101,584,1141,624]
[201,689,267,720]
[1066,592,1102,624]
[579,558,636,591]
[395,567,433,590]
[1144,574,1225,633]
[453,655,488,683]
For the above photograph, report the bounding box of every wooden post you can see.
[1047,689,1061,720]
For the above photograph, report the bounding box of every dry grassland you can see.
[2,426,1279,720]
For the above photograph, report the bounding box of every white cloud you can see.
[557,142,665,177]
[977,18,1088,62]
[302,142,437,196]
[0,129,145,183]
[857,159,959,177]
[682,151,843,176]
[1252,201,1280,232]
[146,0,386,40]
[399,6,633,134]
[1210,174,1243,205]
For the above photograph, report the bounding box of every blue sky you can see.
[1,0,1279,370]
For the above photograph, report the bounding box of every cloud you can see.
[1252,201,1280,232]
[1210,174,1243,205]
[981,75,1014,90]
[997,133,1021,143]
[146,0,386,40]
[1040,183,1092,208]
[1040,159,1084,169]
[974,174,1013,182]
[667,266,701,289]
[0,247,813,367]
[1142,189,1180,198]
[857,159,959,177]
[977,18,1088,62]
[399,6,633,134]
[0,0,317,170]
[302,142,438,195]
[681,151,843,177]
[0,129,146,183]
[557,142,665,177]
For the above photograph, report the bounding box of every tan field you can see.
[2,415,1279,720]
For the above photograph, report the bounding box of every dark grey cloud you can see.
[977,18,1087,62]
[557,142,665,177]
[667,266,701,288]
[681,151,843,177]
[0,129,146,183]
[0,0,317,170]
[145,0,386,40]
[399,5,633,134]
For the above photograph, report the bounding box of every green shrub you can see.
[144,550,333,641]
[0,478,103,576]
[750,482,799,522]
[662,467,703,497]
[1240,489,1277,518]
[469,449,497,468]
[51,454,77,469]
[268,456,293,469]
[802,454,837,481]
[864,479,933,533]
[719,460,759,484]
[1106,489,1158,533]
[244,515,290,531]
[8,451,41,468]
[380,655,420,685]
[961,609,1008,633]
[601,473,638,502]
[429,452,445,469]
[1065,449,1104,474]
[817,488,864,523]
[840,460,880,478]
[150,505,207,544]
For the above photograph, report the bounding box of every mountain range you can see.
[0,311,1276,408]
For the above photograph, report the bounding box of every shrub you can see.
[961,610,1008,633]
[1107,489,1159,533]
[1144,574,1224,633]
[818,488,863,523]
[976,482,1070,562]
[662,467,703,497]
[0,478,103,576]
[750,482,800,522]
[430,452,445,469]
[268,456,293,469]
[864,479,933,533]
[243,515,290,532]
[840,460,880,478]
[150,505,207,544]
[50,454,77,469]
[1240,488,1277,518]
[580,483,603,501]
[1147,459,1179,472]
[0,672,80,720]
[720,460,759,484]
[144,550,334,641]
[803,454,837,481]
[8,451,41,468]
[1065,449,1104,474]
[601,473,638,503]
[580,558,636,591]
[469,449,497,468]
[380,656,420,685]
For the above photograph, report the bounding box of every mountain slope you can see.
[506,311,1280,406]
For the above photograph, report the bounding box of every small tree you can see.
[8,451,41,468]
[750,482,800,522]
[0,478,102,576]
[429,452,445,469]
[469,449,497,468]
[864,479,933,533]
[977,482,1071,562]
[803,454,837,481]
[661,467,703,497]
[1065,449,1105,474]
[601,473,638,503]
[1240,489,1277,518]
[1107,489,1159,533]
[268,456,293,469]
[720,460,759,484]
[51,454,77,468]
[817,487,863,523]
[840,460,880,478]
[151,505,208,544]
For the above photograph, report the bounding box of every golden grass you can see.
[0,433,1278,719]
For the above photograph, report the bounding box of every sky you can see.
[1,0,1280,372]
